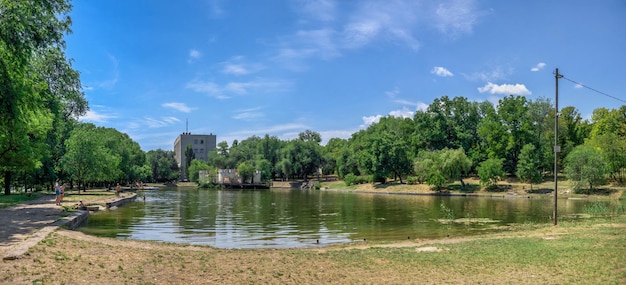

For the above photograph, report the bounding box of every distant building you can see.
[174,132,217,180]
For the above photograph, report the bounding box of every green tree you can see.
[237,161,255,183]
[183,144,195,180]
[477,158,505,190]
[586,133,626,182]
[564,145,608,193]
[188,159,213,183]
[357,117,412,183]
[61,123,121,191]
[146,149,179,182]
[439,148,472,188]
[0,0,78,194]
[298,130,322,143]
[516,144,542,190]
[413,153,436,184]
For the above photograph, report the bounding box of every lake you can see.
[78,187,599,248]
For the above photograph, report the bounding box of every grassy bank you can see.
[0,216,623,284]
[0,192,42,208]
[1,185,625,284]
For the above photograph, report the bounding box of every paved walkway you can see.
[0,195,67,258]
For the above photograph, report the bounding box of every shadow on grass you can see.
[526,188,553,194]
[578,188,618,196]
[448,184,480,193]
[484,184,512,193]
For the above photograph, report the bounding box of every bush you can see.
[344,174,372,186]
[406,176,418,185]
[344,174,357,186]
[373,174,386,184]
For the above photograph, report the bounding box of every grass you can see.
[0,192,42,208]
[1,216,624,284]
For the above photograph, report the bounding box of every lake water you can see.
[78,187,599,249]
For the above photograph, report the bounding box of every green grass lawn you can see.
[0,192,42,208]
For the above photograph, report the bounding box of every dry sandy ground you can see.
[1,186,623,284]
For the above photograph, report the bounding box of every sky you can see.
[65,0,626,151]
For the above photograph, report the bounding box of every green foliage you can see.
[427,170,446,191]
[516,144,542,189]
[440,201,455,222]
[237,162,255,183]
[146,149,179,182]
[0,0,81,194]
[344,173,356,186]
[564,145,608,193]
[439,148,472,187]
[61,123,120,190]
[183,144,195,180]
[406,176,418,185]
[188,159,213,183]
[477,158,505,190]
[583,202,611,217]
[586,133,626,182]
[357,117,412,183]
[343,174,371,186]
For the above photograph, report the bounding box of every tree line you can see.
[2,0,624,195]
[196,95,624,194]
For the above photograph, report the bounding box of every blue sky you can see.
[65,0,626,151]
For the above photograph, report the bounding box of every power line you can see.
[561,76,626,104]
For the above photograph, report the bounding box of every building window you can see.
[200,140,204,144]
[194,139,198,144]
[200,148,204,154]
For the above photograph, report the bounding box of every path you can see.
[0,195,86,260]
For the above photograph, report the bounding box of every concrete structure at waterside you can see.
[217,169,262,184]
[174,132,217,181]
[199,169,267,189]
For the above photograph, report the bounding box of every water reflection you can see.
[79,187,600,249]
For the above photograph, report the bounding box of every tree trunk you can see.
[4,171,11,195]
[459,177,466,188]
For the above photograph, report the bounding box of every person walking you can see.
[59,183,66,205]
[54,179,61,206]
[115,183,121,198]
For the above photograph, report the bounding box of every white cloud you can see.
[478,82,531,96]
[318,129,355,145]
[341,1,420,51]
[232,107,265,120]
[273,28,340,70]
[228,123,310,138]
[394,99,428,111]
[431,66,453,77]
[361,115,382,127]
[433,0,484,38]
[389,107,414,118]
[385,87,400,98]
[162,102,194,113]
[574,83,583,89]
[221,56,265,75]
[92,54,119,89]
[463,66,512,82]
[142,116,181,129]
[294,0,336,23]
[186,78,293,99]
[530,62,546,72]
[79,109,117,123]
[207,0,226,18]
[223,64,249,75]
[188,49,201,63]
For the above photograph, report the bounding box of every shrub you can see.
[406,176,418,185]
[344,174,357,186]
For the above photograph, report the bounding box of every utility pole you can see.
[553,68,562,226]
